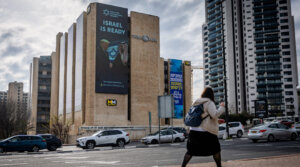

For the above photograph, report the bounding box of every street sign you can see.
[158,95,174,118]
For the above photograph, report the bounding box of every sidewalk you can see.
[166,154,300,167]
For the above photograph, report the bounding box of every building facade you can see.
[0,82,28,114]
[29,55,52,134]
[49,3,192,140]
[203,0,298,117]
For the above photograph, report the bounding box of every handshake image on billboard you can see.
[100,39,128,69]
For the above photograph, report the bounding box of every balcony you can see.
[256,74,282,79]
[254,36,280,41]
[253,10,278,16]
[253,4,277,9]
[254,23,279,28]
[209,57,223,64]
[255,48,281,54]
[208,10,222,19]
[256,61,281,66]
[210,74,224,81]
[208,15,222,25]
[209,45,222,53]
[256,81,282,86]
[253,0,276,3]
[256,67,281,73]
[207,0,222,8]
[208,27,222,36]
[209,68,223,75]
[208,33,222,41]
[209,62,223,69]
[255,41,280,47]
[209,50,223,58]
[208,4,221,13]
[208,39,222,47]
[214,92,224,96]
[208,22,222,30]
[267,88,283,92]
[210,80,223,87]
[213,86,224,91]
[253,16,278,22]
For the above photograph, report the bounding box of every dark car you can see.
[0,135,47,153]
[162,127,188,138]
[38,134,62,151]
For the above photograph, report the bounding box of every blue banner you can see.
[170,59,183,119]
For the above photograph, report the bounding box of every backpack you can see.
[184,104,210,127]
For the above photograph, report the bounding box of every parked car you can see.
[218,122,245,138]
[141,130,185,145]
[161,127,188,138]
[248,123,298,143]
[0,135,47,153]
[76,130,130,149]
[280,120,294,128]
[38,134,62,151]
[292,122,300,136]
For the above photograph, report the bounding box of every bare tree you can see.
[49,116,70,144]
[0,101,32,139]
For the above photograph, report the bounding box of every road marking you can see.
[0,163,28,166]
[125,146,137,149]
[65,160,120,165]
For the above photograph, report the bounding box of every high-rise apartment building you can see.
[0,82,28,112]
[203,0,298,117]
[0,91,7,104]
[29,55,52,134]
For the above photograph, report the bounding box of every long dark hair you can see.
[201,87,215,102]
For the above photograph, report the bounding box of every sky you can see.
[0,0,300,102]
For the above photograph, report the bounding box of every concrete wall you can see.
[129,11,160,126]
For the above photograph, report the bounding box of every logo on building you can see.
[103,9,123,18]
[107,99,117,106]
[132,35,157,43]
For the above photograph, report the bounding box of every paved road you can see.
[0,138,299,167]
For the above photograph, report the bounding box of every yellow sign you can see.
[107,99,117,106]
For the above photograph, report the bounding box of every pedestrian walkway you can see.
[166,154,300,167]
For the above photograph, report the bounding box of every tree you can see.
[0,101,32,139]
[48,116,70,144]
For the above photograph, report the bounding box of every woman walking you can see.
[181,87,225,167]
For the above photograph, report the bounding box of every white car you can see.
[248,123,298,143]
[141,130,185,145]
[76,129,130,149]
[292,122,300,136]
[218,122,245,138]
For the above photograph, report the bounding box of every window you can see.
[285,91,293,95]
[281,25,289,30]
[282,45,290,49]
[284,78,292,82]
[280,13,288,17]
[282,51,290,55]
[284,71,292,75]
[283,58,291,62]
[285,85,293,89]
[280,19,288,23]
[269,124,278,129]
[282,38,289,42]
[279,0,287,4]
[280,6,288,10]
[283,64,291,69]
[281,32,289,36]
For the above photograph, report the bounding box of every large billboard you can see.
[95,3,129,94]
[169,59,184,119]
